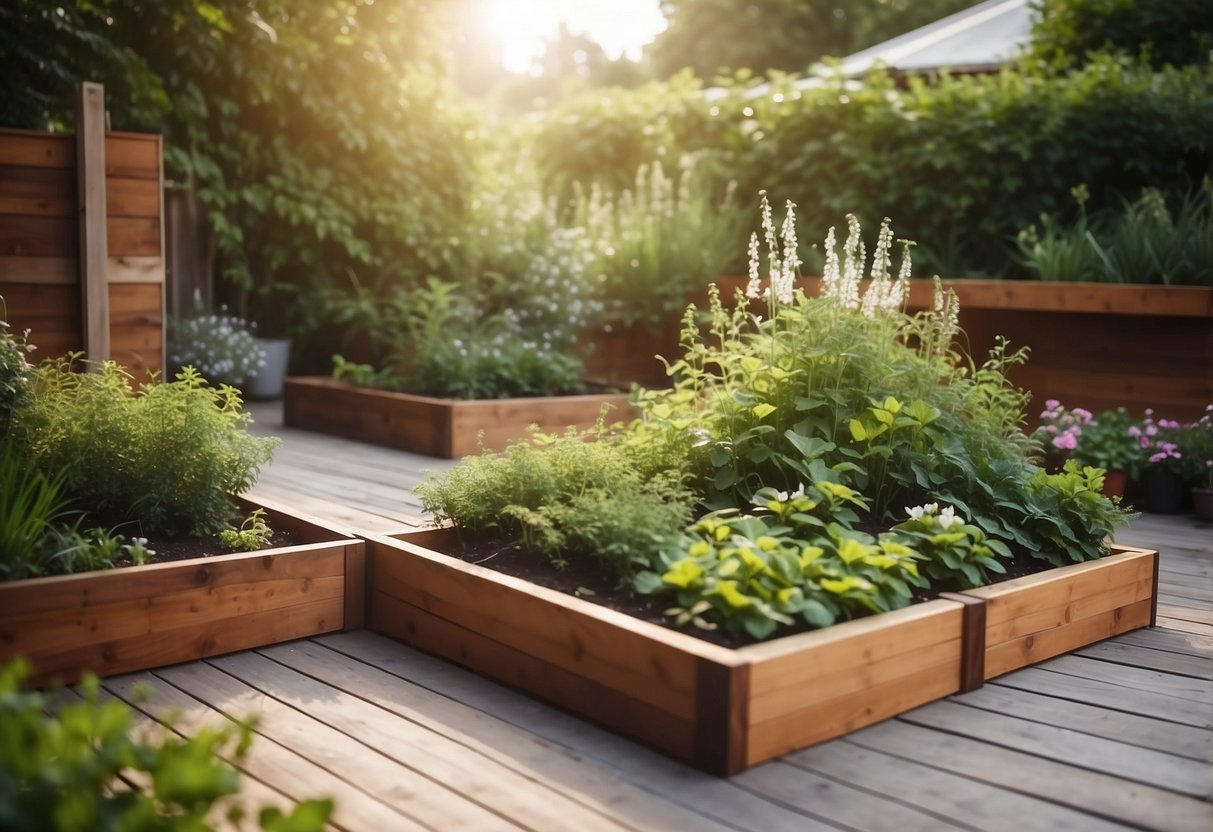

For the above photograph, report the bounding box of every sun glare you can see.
[480,0,666,75]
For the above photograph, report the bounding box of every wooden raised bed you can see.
[284,376,636,458]
[961,546,1158,679]
[0,496,365,686]
[367,530,1157,775]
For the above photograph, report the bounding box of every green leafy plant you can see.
[219,508,274,553]
[1180,405,1213,488]
[1073,407,1138,471]
[0,657,332,831]
[14,359,279,537]
[425,201,1132,641]
[1018,183,1213,285]
[417,421,693,579]
[0,295,34,438]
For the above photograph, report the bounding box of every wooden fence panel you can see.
[0,100,165,380]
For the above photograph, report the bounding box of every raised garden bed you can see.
[0,496,365,687]
[367,528,1159,775]
[283,376,637,458]
[961,545,1158,679]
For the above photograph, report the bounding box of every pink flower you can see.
[1052,432,1078,451]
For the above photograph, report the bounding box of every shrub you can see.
[571,156,748,328]
[168,308,266,387]
[14,360,278,537]
[0,658,331,831]
[1030,0,1213,71]
[726,57,1213,278]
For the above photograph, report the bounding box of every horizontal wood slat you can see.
[0,130,74,168]
[105,133,160,180]
[0,215,77,257]
[0,164,74,216]
[0,255,75,284]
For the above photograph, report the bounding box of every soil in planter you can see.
[447,536,1062,649]
[102,519,297,568]
[447,534,1069,649]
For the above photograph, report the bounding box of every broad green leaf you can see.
[752,403,777,420]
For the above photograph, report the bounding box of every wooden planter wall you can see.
[368,529,1159,775]
[0,498,365,687]
[0,84,165,379]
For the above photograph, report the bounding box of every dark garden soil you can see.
[446,535,1059,649]
[114,525,297,568]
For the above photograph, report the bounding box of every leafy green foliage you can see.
[14,360,278,537]
[1017,182,1213,284]
[0,658,332,831]
[570,156,748,328]
[416,422,694,579]
[2,0,477,336]
[219,508,274,552]
[1072,407,1139,470]
[648,0,977,80]
[0,304,34,440]
[1030,0,1213,71]
[0,443,156,582]
[726,57,1213,278]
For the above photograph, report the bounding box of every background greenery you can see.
[1,0,1211,375]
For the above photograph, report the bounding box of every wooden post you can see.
[75,81,109,363]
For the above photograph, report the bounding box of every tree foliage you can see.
[0,0,477,335]
[648,0,978,80]
[1030,0,1213,70]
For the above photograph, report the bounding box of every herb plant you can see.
[417,420,694,579]
[0,658,332,831]
[219,508,274,552]
[14,360,279,537]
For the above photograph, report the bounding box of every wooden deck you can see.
[101,401,1212,831]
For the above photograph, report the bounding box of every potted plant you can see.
[1031,399,1092,473]
[384,200,1150,773]
[1130,410,1190,513]
[1071,407,1137,498]
[168,299,267,391]
[1180,404,1213,521]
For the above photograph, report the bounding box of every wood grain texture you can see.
[0,255,76,284]
[0,282,80,357]
[964,548,1158,679]
[77,81,109,362]
[0,501,359,686]
[0,164,74,216]
[104,133,160,180]
[285,376,636,458]
[0,129,74,168]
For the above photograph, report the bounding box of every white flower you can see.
[938,506,963,529]
[905,505,925,519]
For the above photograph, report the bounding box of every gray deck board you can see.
[133,399,1212,831]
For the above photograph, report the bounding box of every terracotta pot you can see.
[1193,487,1213,522]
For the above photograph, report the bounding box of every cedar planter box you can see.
[0,496,365,686]
[284,376,637,458]
[961,545,1159,680]
[367,530,1157,775]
